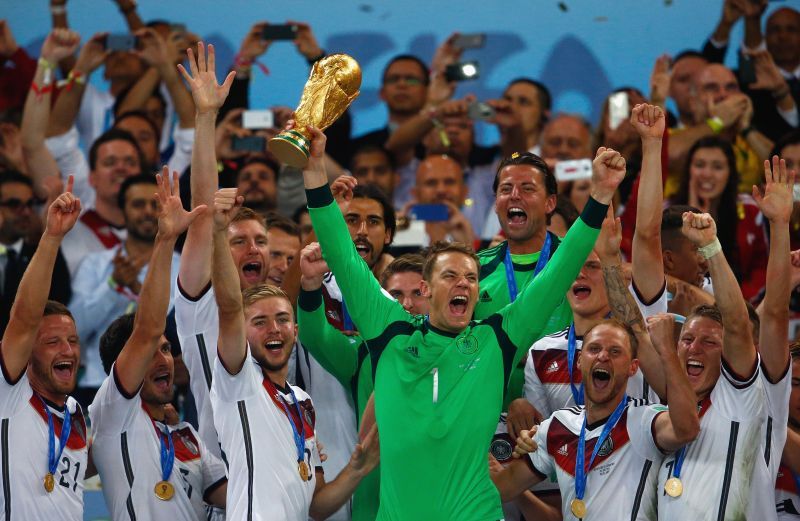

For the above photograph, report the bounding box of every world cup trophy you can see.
[268,54,361,168]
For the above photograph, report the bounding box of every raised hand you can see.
[649,54,671,107]
[753,155,796,223]
[681,212,717,248]
[595,205,622,263]
[305,124,328,172]
[708,95,748,129]
[299,242,329,291]
[237,22,270,63]
[630,103,665,141]
[213,188,242,232]
[156,166,207,239]
[74,32,109,75]
[44,175,80,238]
[331,174,357,207]
[40,28,80,64]
[0,20,19,57]
[645,313,677,355]
[512,426,539,459]
[287,21,322,60]
[591,147,627,204]
[135,28,170,69]
[177,42,236,114]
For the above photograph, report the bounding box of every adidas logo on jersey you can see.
[546,361,559,373]
[480,290,492,302]
[406,346,419,358]
[557,444,568,456]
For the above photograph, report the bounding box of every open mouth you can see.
[507,207,528,226]
[52,361,74,380]
[264,340,283,353]
[449,295,468,316]
[242,261,263,282]
[591,368,611,390]
[354,241,371,260]
[686,360,704,377]
[572,284,591,300]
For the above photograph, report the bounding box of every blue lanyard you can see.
[793,471,800,495]
[39,396,72,477]
[341,299,354,332]
[503,232,552,303]
[671,447,686,480]
[575,395,628,502]
[277,386,306,463]
[155,422,175,482]
[567,324,584,406]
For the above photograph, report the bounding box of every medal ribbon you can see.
[39,396,71,479]
[567,324,584,406]
[155,423,175,483]
[276,386,306,465]
[503,232,552,302]
[793,471,800,495]
[341,299,354,332]
[574,395,628,503]
[669,398,710,481]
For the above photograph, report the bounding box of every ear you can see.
[379,84,388,102]
[544,194,557,215]
[420,279,432,298]
[628,357,640,378]
[88,169,98,189]
[662,250,674,272]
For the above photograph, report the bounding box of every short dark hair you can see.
[352,184,396,241]
[583,317,639,358]
[422,241,479,282]
[113,83,166,122]
[350,144,396,171]
[382,54,429,85]
[117,173,158,210]
[0,170,34,193]
[292,204,309,224]
[493,152,557,196]
[771,130,800,158]
[673,50,707,63]
[790,341,800,361]
[686,304,723,326]
[507,77,552,111]
[43,300,74,321]
[660,205,700,251]
[114,110,162,141]
[239,156,280,181]
[552,195,579,230]
[381,253,424,287]
[89,128,144,171]
[265,212,300,238]
[99,313,135,375]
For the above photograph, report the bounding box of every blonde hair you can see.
[242,284,291,311]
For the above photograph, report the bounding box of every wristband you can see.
[57,69,85,91]
[50,5,66,15]
[234,53,269,75]
[706,117,724,135]
[30,81,54,100]
[697,238,722,259]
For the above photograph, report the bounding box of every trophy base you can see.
[268,130,310,169]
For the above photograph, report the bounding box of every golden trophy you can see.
[268,54,361,168]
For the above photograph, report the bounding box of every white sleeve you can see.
[166,126,194,176]
[627,402,667,460]
[199,435,228,497]
[710,357,765,422]
[759,360,792,424]
[69,252,133,342]
[527,416,555,478]
[0,360,32,418]
[777,104,799,128]
[523,347,551,418]
[211,349,261,403]
[87,366,142,438]
[44,126,93,207]
[629,279,667,318]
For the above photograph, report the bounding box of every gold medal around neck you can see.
[299,461,310,481]
[665,477,683,497]
[570,498,587,518]
[43,472,55,493]
[154,481,174,501]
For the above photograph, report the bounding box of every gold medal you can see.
[43,472,55,493]
[665,477,683,497]
[154,480,174,501]
[570,498,587,518]
[299,461,309,481]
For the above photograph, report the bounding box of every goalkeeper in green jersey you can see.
[294,121,625,520]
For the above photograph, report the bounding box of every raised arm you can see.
[115,169,205,394]
[2,177,80,381]
[629,103,666,302]
[490,458,543,503]
[113,0,145,31]
[647,313,701,450]
[176,42,235,296]
[211,189,248,374]
[682,212,756,377]
[752,156,795,380]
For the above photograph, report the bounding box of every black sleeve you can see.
[701,38,727,64]
[746,88,797,142]
[324,109,352,168]
[218,76,250,123]
[48,248,72,306]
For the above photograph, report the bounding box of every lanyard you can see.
[155,423,175,483]
[671,447,687,481]
[575,395,628,502]
[276,386,306,464]
[39,396,72,478]
[793,471,800,495]
[567,324,584,406]
[341,299,354,332]
[503,232,552,302]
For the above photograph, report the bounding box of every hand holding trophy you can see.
[268,54,361,168]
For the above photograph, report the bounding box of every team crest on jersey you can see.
[456,334,478,355]
[596,436,613,457]
[178,433,199,456]
[326,310,339,322]
[490,438,513,461]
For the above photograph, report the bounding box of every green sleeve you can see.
[500,197,608,357]
[306,185,409,341]
[297,288,360,388]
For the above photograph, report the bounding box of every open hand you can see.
[287,21,322,60]
[753,155,796,223]
[177,42,236,114]
[156,166,206,239]
[74,32,109,75]
[349,422,380,477]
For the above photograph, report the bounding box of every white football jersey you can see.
[523,283,666,417]
[529,399,665,521]
[776,463,800,519]
[211,352,322,521]
[657,359,791,521]
[89,366,227,521]
[0,366,87,520]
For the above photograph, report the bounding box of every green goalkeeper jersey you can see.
[307,185,606,520]
[474,236,574,408]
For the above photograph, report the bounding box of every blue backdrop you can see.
[7,0,786,144]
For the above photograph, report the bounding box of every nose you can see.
[400,295,413,312]
[357,220,368,236]
[596,348,610,362]
[510,185,521,199]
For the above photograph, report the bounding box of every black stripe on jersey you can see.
[630,459,652,520]
[544,325,570,340]
[764,416,773,466]
[481,313,517,395]
[121,432,137,521]
[2,419,10,519]
[196,334,213,390]
[237,401,254,521]
[720,358,759,389]
[364,320,417,360]
[716,421,740,521]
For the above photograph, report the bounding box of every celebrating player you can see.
[298,114,628,518]
[209,188,379,520]
[0,176,85,518]
[89,169,227,519]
